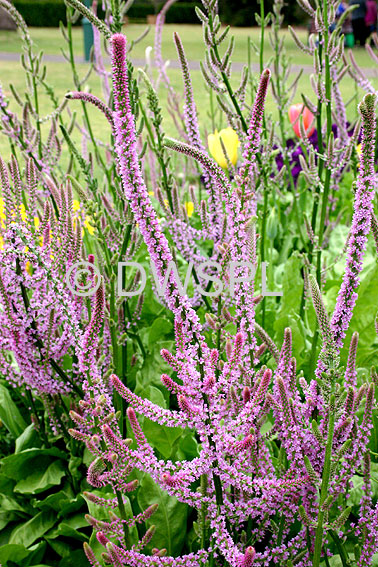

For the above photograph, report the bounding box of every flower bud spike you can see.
[83,542,101,567]
[240,546,256,566]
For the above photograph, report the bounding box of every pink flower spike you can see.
[240,546,256,566]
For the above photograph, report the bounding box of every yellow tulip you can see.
[83,216,95,236]
[20,203,27,223]
[73,199,81,212]
[185,201,194,217]
[356,144,362,168]
[25,261,33,275]
[208,127,239,169]
[0,198,5,230]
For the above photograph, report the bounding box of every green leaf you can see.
[15,423,40,453]
[143,419,183,459]
[338,262,378,368]
[0,448,66,481]
[138,474,188,555]
[47,539,71,558]
[14,460,65,495]
[45,520,88,542]
[84,490,113,522]
[276,253,304,317]
[9,511,56,547]
[0,473,15,496]
[0,493,26,513]
[33,490,71,512]
[136,344,175,391]
[148,317,172,348]
[0,511,16,531]
[58,549,87,566]
[0,544,30,565]
[174,431,199,460]
[0,383,27,438]
[59,495,84,517]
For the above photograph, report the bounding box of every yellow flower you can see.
[208,127,240,169]
[185,201,194,217]
[356,144,362,168]
[0,235,3,250]
[73,199,81,212]
[83,216,95,236]
[0,198,5,229]
[148,191,155,197]
[34,216,40,229]
[25,261,33,275]
[20,203,27,223]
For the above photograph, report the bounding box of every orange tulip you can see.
[288,104,315,138]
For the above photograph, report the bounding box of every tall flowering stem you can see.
[330,94,376,351]
[312,94,377,566]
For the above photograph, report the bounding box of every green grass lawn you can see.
[0,24,378,68]
[0,24,377,162]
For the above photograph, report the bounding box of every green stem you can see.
[208,14,248,134]
[329,530,352,567]
[317,2,333,250]
[312,394,336,567]
[260,187,268,326]
[259,0,265,75]
[200,474,208,549]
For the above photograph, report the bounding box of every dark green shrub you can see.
[13,0,68,27]
[12,0,307,28]
[127,1,202,23]
[218,0,307,26]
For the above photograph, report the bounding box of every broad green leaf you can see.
[0,511,16,531]
[45,521,88,542]
[0,544,30,565]
[33,490,71,512]
[276,253,304,318]
[0,383,27,438]
[143,419,183,459]
[0,473,14,496]
[0,448,66,481]
[138,474,188,555]
[59,495,84,517]
[328,554,355,566]
[122,496,139,548]
[20,540,46,566]
[47,538,71,558]
[84,490,113,522]
[148,317,172,348]
[14,460,65,495]
[58,549,87,566]
[9,511,56,547]
[273,313,308,365]
[136,344,175,391]
[338,262,378,368]
[176,431,199,460]
[15,423,40,453]
[0,493,26,512]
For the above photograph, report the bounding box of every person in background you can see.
[337,1,355,47]
[365,0,378,42]
[350,0,367,45]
